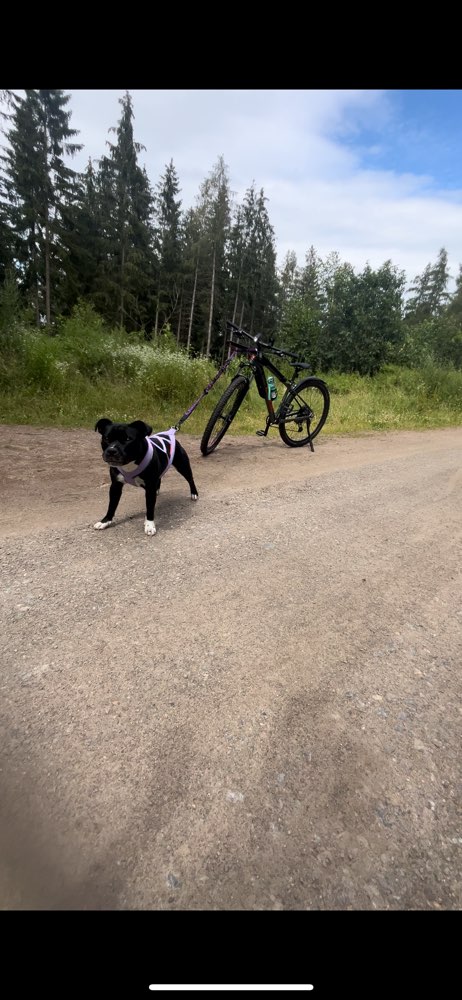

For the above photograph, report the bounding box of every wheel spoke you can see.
[200,378,249,455]
[278,379,330,448]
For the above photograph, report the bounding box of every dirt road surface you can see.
[1,424,461,910]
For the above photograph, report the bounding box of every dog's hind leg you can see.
[172,445,199,500]
[144,483,159,535]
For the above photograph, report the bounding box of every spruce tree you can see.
[200,155,231,357]
[58,158,101,312]
[182,205,205,353]
[100,91,155,332]
[238,183,278,335]
[406,247,451,323]
[2,89,81,325]
[153,159,183,336]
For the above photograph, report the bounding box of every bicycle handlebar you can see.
[226,320,261,345]
[226,320,302,362]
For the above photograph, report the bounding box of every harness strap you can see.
[116,428,176,485]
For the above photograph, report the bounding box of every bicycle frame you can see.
[232,344,304,433]
[175,320,314,433]
[200,322,330,456]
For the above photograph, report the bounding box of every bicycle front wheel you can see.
[200,376,250,455]
[278,377,330,447]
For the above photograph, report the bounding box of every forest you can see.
[0,90,461,432]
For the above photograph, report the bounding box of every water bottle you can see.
[267,375,278,401]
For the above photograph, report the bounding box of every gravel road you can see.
[1,425,461,909]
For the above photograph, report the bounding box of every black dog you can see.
[94,418,198,536]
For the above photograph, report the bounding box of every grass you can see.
[0,319,461,436]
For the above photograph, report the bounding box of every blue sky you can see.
[3,89,462,291]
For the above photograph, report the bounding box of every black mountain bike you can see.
[200,321,330,456]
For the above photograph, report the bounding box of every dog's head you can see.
[95,418,153,466]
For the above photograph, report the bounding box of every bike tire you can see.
[278,377,330,448]
[200,376,250,456]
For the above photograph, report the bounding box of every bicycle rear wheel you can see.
[278,377,330,447]
[200,376,250,455]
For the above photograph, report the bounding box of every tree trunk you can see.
[221,329,228,364]
[250,294,256,335]
[43,124,51,327]
[176,289,183,346]
[31,233,40,326]
[232,256,243,324]
[154,300,160,339]
[119,243,125,329]
[232,290,239,325]
[206,246,216,358]
[239,301,245,327]
[45,210,51,327]
[154,269,162,339]
[186,259,198,354]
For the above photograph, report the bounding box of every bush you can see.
[0,300,461,434]
[151,323,179,354]
[57,299,107,342]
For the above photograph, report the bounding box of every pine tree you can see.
[447,264,462,319]
[0,177,13,287]
[227,205,246,325]
[58,158,101,312]
[279,250,299,306]
[153,159,183,336]
[278,247,325,361]
[238,183,278,335]
[428,263,462,369]
[1,89,82,325]
[182,205,205,353]
[200,155,231,357]
[406,247,451,323]
[0,91,14,286]
[299,246,323,304]
[2,91,44,322]
[100,91,155,331]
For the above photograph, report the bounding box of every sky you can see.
[3,89,462,292]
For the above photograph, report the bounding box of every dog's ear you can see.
[95,418,112,434]
[128,420,153,437]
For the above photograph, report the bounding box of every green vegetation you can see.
[1,305,460,433]
[0,90,461,438]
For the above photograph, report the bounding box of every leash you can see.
[173,350,238,431]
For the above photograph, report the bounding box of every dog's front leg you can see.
[94,480,123,530]
[144,482,159,536]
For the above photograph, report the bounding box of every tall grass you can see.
[0,306,461,433]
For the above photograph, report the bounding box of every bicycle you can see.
[200,320,330,456]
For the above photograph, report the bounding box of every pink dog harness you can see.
[116,428,176,486]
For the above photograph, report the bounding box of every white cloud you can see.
[2,89,462,289]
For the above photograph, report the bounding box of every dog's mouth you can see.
[103,454,125,466]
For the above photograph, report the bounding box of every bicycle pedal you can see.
[255,430,266,437]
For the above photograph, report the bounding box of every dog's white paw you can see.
[94,520,113,530]
[191,493,198,502]
[144,519,157,536]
